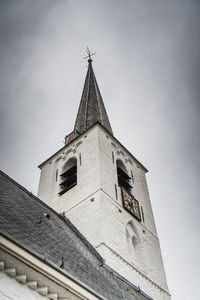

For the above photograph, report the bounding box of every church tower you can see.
[38,55,170,300]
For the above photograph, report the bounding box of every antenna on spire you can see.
[83,47,95,63]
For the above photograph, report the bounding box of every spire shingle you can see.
[74,62,113,135]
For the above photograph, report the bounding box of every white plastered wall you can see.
[38,127,101,212]
[37,124,170,300]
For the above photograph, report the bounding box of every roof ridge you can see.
[0,169,104,263]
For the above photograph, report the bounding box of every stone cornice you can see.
[0,234,105,300]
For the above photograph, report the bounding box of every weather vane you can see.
[83,47,95,63]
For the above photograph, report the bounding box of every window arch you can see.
[59,157,77,196]
[125,221,138,258]
[116,159,132,192]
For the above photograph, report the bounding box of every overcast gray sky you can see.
[0,1,200,299]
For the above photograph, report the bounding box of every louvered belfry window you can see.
[59,158,77,196]
[116,160,132,192]
[117,167,132,191]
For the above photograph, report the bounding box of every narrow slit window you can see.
[141,206,145,223]
[56,169,58,181]
[115,184,118,200]
[131,170,134,184]
[112,151,114,164]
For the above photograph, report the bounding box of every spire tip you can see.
[83,47,95,63]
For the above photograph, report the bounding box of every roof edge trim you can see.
[0,234,107,300]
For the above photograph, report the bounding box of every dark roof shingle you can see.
[0,170,151,300]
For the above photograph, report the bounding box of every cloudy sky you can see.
[0,1,200,299]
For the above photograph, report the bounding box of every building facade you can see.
[37,58,170,300]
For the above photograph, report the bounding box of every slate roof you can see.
[74,61,113,135]
[0,170,152,300]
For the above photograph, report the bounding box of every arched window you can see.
[116,159,132,192]
[126,221,138,258]
[59,157,77,196]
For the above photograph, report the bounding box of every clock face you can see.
[121,188,141,221]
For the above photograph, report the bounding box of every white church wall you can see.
[66,190,103,247]
[97,126,157,236]
[37,124,170,299]
[99,194,169,291]
[0,271,45,300]
[38,126,101,214]
[97,126,169,294]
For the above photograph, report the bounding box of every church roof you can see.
[0,170,151,300]
[74,61,113,135]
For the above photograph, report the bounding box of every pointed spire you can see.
[74,59,113,135]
